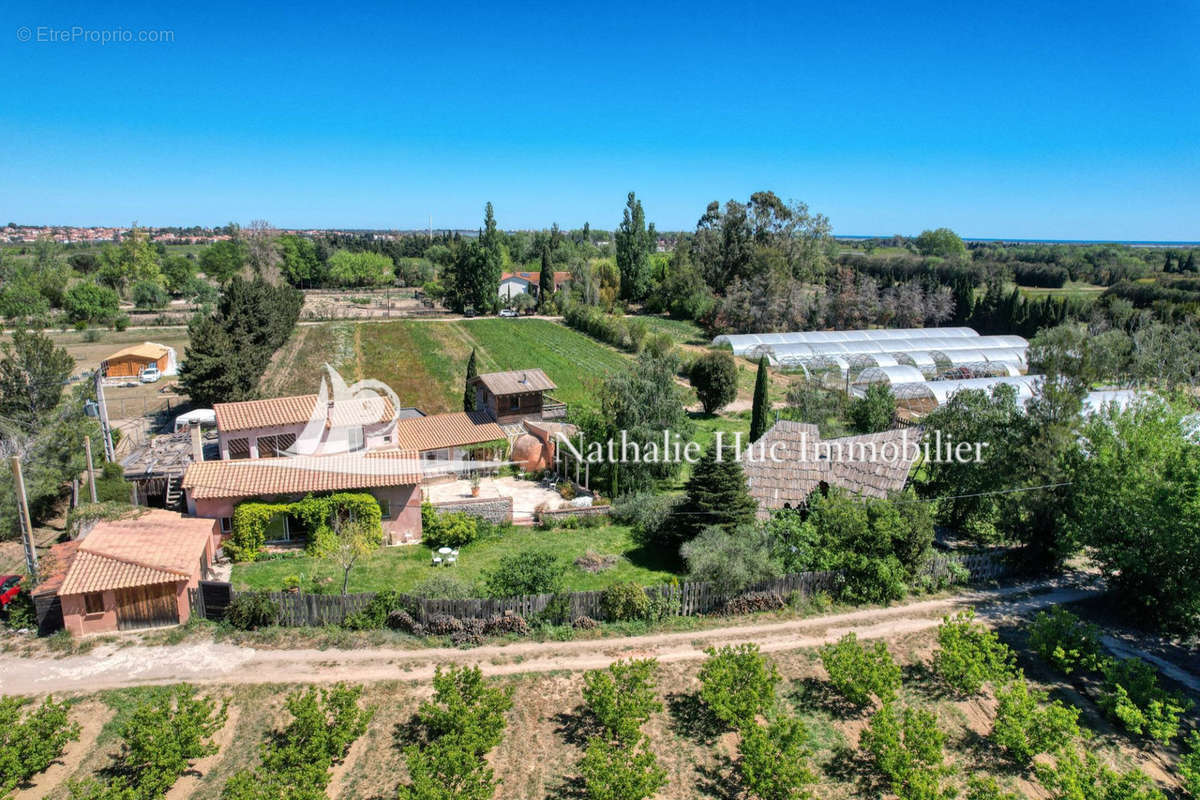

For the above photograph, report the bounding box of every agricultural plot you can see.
[15,615,1190,800]
[260,318,629,413]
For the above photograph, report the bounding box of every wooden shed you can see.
[100,342,178,379]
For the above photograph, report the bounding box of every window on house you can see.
[348,426,365,452]
[509,396,520,411]
[83,592,104,615]
[220,517,232,534]
[378,499,392,519]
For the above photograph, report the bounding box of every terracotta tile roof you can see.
[742,421,921,511]
[182,450,422,499]
[32,540,80,597]
[215,395,319,432]
[470,369,556,396]
[60,552,184,594]
[216,394,397,433]
[103,342,169,362]
[57,509,215,595]
[392,411,506,452]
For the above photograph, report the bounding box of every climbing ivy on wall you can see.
[228,492,382,562]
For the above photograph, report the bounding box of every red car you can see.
[0,575,22,608]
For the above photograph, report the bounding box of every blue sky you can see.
[1,0,1197,239]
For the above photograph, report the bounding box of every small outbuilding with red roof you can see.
[39,509,219,635]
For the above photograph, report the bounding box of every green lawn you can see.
[231,523,680,595]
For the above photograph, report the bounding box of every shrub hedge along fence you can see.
[192,551,1011,630]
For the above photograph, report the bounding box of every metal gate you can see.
[115,582,180,630]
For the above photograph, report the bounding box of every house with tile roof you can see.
[184,369,562,545]
[214,393,420,459]
[741,421,922,516]
[182,450,426,544]
[33,509,218,635]
[498,271,571,301]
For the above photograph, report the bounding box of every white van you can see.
[140,366,161,383]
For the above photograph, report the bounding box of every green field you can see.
[263,318,631,413]
[231,523,678,594]
[1015,280,1105,300]
[640,315,709,346]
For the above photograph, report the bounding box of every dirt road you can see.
[0,578,1098,696]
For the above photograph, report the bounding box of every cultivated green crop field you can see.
[231,523,678,594]
[263,318,630,413]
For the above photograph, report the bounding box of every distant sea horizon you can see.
[837,234,1200,247]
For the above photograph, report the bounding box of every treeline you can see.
[179,277,302,406]
[0,227,214,327]
[1104,279,1200,319]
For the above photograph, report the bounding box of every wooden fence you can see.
[191,551,1011,628]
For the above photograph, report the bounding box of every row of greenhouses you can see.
[847,372,1140,417]
[714,327,1029,383]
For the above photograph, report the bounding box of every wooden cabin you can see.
[470,369,559,424]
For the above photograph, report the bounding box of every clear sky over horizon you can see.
[2,0,1198,240]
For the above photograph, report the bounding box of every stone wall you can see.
[432,496,513,524]
[536,504,612,524]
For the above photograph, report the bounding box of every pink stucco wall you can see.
[60,524,215,636]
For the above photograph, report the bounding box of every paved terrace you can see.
[425,476,569,524]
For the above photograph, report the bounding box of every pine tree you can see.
[1186,252,1197,273]
[178,314,238,407]
[749,356,770,442]
[681,438,759,537]
[463,348,478,412]
[538,246,554,308]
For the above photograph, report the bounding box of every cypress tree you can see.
[681,438,758,537]
[951,275,975,325]
[463,348,478,412]
[749,356,770,442]
[538,245,554,308]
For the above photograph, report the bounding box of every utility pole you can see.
[10,457,38,581]
[84,436,98,503]
[94,371,115,462]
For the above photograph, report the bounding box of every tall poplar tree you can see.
[749,356,770,442]
[448,203,504,313]
[616,192,653,302]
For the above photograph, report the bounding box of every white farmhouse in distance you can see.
[498,271,571,301]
